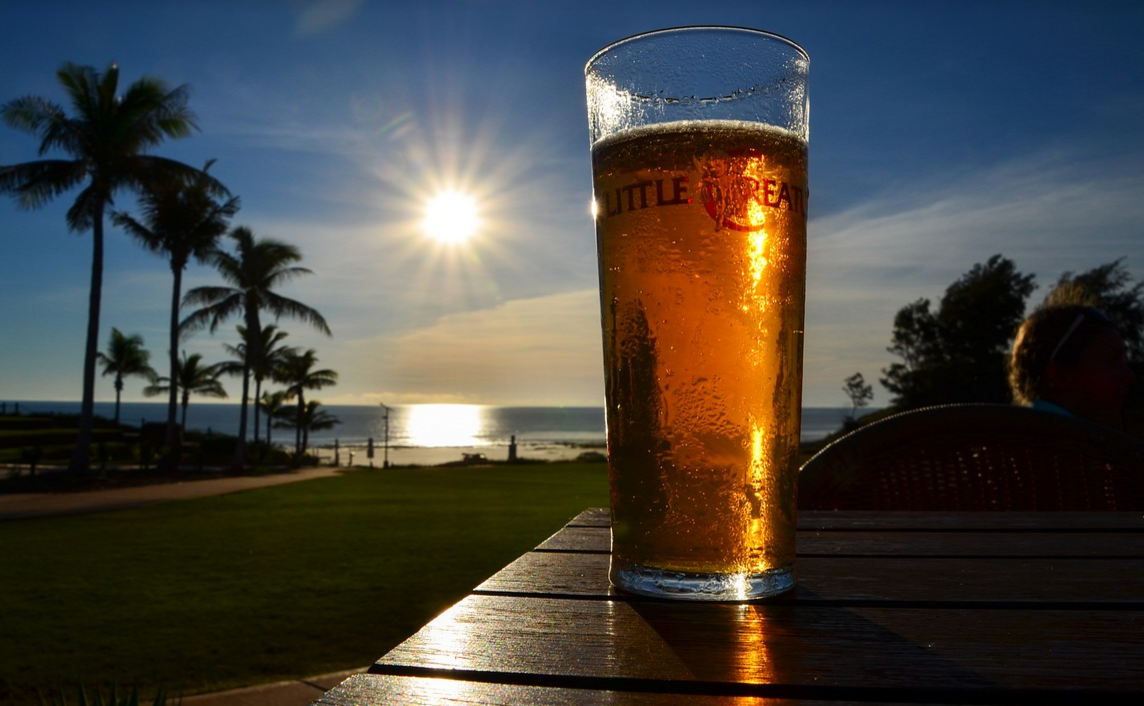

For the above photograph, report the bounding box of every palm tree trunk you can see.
[253,377,262,444]
[70,207,105,476]
[114,377,123,424]
[232,365,250,472]
[295,393,305,462]
[165,269,182,456]
[233,307,260,471]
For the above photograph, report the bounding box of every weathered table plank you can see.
[572,508,1144,532]
[320,510,1144,706]
[477,550,1144,604]
[538,524,1144,557]
[316,673,938,706]
[372,594,1144,695]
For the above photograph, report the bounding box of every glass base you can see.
[610,561,794,601]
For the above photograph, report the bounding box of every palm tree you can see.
[222,324,292,445]
[96,328,156,423]
[273,400,341,458]
[144,351,227,431]
[182,226,331,470]
[112,160,239,454]
[258,390,289,449]
[0,61,211,474]
[275,349,337,461]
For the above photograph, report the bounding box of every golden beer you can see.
[593,120,807,598]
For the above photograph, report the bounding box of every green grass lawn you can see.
[0,463,609,705]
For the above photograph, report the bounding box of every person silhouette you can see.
[1009,304,1137,429]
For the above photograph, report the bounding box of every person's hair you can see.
[1009,304,1117,405]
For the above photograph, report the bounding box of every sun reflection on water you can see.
[405,404,485,447]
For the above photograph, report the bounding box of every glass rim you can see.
[585,25,809,74]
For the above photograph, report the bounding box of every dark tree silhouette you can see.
[842,372,874,422]
[182,226,331,470]
[274,349,337,462]
[882,255,1036,409]
[0,62,210,473]
[258,389,289,449]
[112,160,238,456]
[219,324,293,445]
[272,399,341,457]
[143,351,227,430]
[96,328,156,423]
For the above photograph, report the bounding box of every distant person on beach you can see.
[1009,304,1137,429]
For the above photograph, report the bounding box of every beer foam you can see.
[591,119,806,151]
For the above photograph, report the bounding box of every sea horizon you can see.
[2,400,875,451]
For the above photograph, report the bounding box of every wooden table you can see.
[317,508,1144,705]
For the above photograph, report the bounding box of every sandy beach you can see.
[310,440,604,467]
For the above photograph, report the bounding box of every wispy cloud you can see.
[330,289,604,406]
[293,0,365,36]
[804,144,1144,406]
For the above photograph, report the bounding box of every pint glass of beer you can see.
[585,27,809,600]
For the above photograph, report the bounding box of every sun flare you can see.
[422,189,481,244]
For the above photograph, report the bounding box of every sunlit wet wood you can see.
[320,509,1144,705]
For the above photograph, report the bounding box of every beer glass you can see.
[585,27,809,600]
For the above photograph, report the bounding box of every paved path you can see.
[0,466,346,520]
[1,466,370,705]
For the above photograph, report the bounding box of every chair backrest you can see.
[798,404,1144,511]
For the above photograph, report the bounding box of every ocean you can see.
[3,401,874,464]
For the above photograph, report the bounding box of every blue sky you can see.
[2,0,1143,408]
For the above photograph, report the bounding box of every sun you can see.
[422,189,481,244]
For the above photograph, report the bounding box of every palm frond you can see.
[112,158,238,267]
[111,211,162,253]
[142,380,169,397]
[125,155,215,194]
[98,328,154,379]
[181,286,240,309]
[0,160,87,210]
[54,62,96,118]
[119,79,197,149]
[0,95,65,138]
[263,292,332,336]
[65,184,104,232]
[262,265,314,290]
[205,248,244,286]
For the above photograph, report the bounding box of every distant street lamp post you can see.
[379,402,390,468]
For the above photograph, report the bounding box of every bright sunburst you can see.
[422,189,481,245]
